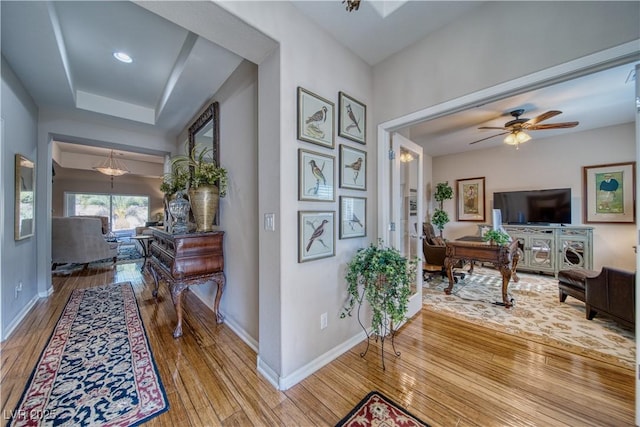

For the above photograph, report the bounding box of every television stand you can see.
[479,224,593,277]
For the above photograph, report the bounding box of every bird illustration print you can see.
[305,106,328,140]
[306,219,329,252]
[344,157,362,184]
[347,213,363,231]
[306,106,327,125]
[345,104,361,134]
[308,159,327,195]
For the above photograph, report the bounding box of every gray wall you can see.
[1,55,39,339]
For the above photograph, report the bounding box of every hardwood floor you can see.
[1,263,635,426]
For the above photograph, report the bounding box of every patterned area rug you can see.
[423,267,635,368]
[53,244,143,274]
[336,391,429,427]
[9,282,168,426]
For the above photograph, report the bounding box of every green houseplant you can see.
[482,229,511,246]
[433,181,453,237]
[341,240,418,369]
[172,145,228,231]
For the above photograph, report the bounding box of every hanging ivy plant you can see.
[341,240,418,337]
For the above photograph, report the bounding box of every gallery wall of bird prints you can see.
[297,86,368,262]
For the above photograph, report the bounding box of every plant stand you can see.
[355,287,401,370]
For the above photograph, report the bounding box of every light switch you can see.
[264,213,275,231]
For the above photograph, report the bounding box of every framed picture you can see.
[340,196,366,239]
[583,162,635,223]
[339,144,366,190]
[456,177,485,222]
[299,149,335,201]
[299,211,335,262]
[408,189,417,216]
[297,87,334,148]
[338,92,366,144]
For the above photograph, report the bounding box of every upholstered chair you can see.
[52,217,118,270]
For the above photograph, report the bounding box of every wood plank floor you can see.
[1,263,635,426]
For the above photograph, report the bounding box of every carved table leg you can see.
[498,265,513,308]
[170,282,188,338]
[148,264,160,298]
[212,272,226,324]
[444,257,456,295]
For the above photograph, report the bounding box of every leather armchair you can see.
[585,267,635,329]
[422,223,464,282]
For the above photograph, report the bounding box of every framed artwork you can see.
[339,144,366,190]
[583,162,635,223]
[340,196,366,239]
[408,189,417,216]
[299,211,335,262]
[456,177,485,222]
[338,91,366,144]
[297,87,334,148]
[299,149,335,201]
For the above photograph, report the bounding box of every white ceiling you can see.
[1,1,637,171]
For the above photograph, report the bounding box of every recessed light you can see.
[113,51,133,64]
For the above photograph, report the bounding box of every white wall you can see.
[373,1,640,125]
[184,60,261,347]
[212,1,375,387]
[1,56,39,339]
[431,123,635,270]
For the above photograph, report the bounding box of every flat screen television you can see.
[493,188,571,225]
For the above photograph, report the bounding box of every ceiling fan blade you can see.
[469,131,509,145]
[524,110,562,127]
[527,121,579,130]
[478,126,508,130]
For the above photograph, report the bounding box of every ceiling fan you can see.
[470,109,579,145]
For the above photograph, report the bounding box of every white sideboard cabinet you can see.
[478,225,593,277]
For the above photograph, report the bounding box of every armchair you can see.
[52,217,118,270]
[585,267,635,330]
[422,223,465,282]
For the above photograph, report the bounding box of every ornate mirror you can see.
[188,101,220,165]
[15,153,35,240]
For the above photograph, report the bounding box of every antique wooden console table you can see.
[147,228,225,338]
[444,239,520,308]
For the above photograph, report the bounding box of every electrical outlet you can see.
[320,312,328,330]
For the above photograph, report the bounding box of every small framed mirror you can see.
[15,153,35,240]
[188,101,220,165]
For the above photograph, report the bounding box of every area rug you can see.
[336,391,429,427]
[53,244,143,274]
[9,282,168,426]
[423,267,635,368]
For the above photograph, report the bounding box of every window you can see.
[65,192,149,232]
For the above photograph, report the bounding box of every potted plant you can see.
[172,145,228,232]
[341,240,418,369]
[433,181,453,237]
[160,165,189,197]
[482,229,511,246]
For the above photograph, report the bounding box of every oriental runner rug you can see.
[9,282,168,426]
[423,267,635,369]
[336,391,429,427]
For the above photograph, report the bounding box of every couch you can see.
[71,215,109,234]
[585,267,635,329]
[52,217,118,269]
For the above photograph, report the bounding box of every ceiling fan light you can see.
[516,131,531,143]
[504,131,531,145]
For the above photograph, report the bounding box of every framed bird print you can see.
[338,92,366,144]
[299,211,335,263]
[339,144,366,190]
[297,87,335,148]
[299,149,335,201]
[340,196,366,239]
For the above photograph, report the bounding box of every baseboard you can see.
[1,294,39,342]
[221,310,258,353]
[258,330,367,390]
